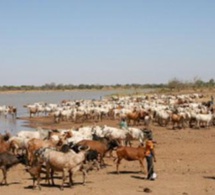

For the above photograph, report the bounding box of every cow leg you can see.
[116,158,122,174]
[172,122,175,130]
[45,165,51,185]
[60,169,67,190]
[37,175,41,190]
[139,159,145,174]
[32,178,36,189]
[196,120,200,129]
[69,171,73,188]
[94,159,101,170]
[81,169,87,185]
[50,169,55,186]
[1,169,7,185]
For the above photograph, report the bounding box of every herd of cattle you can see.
[0,125,152,190]
[0,92,214,190]
[22,92,214,129]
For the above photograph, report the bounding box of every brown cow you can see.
[8,106,17,117]
[170,113,185,129]
[76,139,118,167]
[126,111,140,126]
[114,146,146,174]
[126,110,151,126]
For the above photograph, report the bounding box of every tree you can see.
[167,78,183,91]
[208,78,215,87]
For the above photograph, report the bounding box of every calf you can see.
[25,161,43,190]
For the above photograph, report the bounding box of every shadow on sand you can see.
[107,170,143,175]
[203,176,215,180]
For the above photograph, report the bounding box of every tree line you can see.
[0,78,214,92]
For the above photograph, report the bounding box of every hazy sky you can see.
[0,0,214,86]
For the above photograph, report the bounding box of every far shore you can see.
[0,89,114,95]
[0,88,214,98]
[0,88,154,95]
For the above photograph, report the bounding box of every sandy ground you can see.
[1,97,215,195]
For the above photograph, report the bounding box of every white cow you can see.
[127,127,145,146]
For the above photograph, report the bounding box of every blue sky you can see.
[0,0,214,86]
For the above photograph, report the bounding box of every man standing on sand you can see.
[145,133,157,180]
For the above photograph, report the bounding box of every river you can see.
[0,89,148,134]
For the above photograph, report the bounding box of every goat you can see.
[114,146,146,174]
